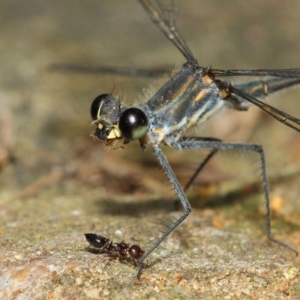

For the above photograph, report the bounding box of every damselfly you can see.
[90,0,300,278]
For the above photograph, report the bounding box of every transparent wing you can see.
[225,77,300,111]
[138,0,195,62]
[212,68,300,78]
[236,77,300,96]
[228,84,300,132]
[49,63,170,78]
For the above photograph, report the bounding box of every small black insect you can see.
[85,233,145,267]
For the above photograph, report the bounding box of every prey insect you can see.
[85,233,145,267]
[90,0,300,278]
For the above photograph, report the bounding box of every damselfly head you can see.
[90,94,124,145]
[90,94,149,146]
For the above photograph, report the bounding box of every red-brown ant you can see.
[85,233,145,267]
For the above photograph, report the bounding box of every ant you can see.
[84,233,145,267]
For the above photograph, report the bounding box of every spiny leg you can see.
[174,137,220,209]
[137,144,192,278]
[183,137,221,192]
[172,138,298,255]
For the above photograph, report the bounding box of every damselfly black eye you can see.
[118,108,148,140]
[90,94,110,121]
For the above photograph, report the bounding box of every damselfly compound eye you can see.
[118,108,148,140]
[90,94,110,121]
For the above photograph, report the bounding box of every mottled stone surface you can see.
[1,1,300,299]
